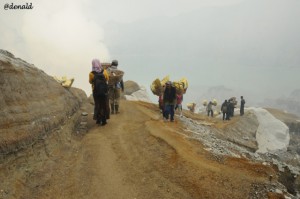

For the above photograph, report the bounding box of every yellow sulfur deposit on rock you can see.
[53,76,74,88]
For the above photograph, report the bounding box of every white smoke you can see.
[1,0,110,95]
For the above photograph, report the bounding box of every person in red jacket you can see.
[175,93,183,117]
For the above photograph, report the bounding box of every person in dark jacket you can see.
[227,99,234,120]
[240,96,246,116]
[221,100,228,121]
[163,81,176,122]
[89,59,110,125]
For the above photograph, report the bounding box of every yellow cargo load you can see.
[212,99,218,106]
[150,75,189,96]
[160,75,169,86]
[150,76,170,96]
[150,78,162,96]
[179,78,188,89]
[173,81,185,94]
[187,102,196,112]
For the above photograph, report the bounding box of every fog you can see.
[1,0,299,106]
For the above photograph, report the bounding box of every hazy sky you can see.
[1,0,299,105]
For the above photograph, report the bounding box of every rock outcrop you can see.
[0,50,87,155]
[123,81,152,103]
[123,80,140,95]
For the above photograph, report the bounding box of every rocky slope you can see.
[0,50,87,155]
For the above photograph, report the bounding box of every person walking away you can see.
[107,60,124,114]
[163,81,176,122]
[175,94,183,117]
[221,100,228,121]
[240,96,246,116]
[207,101,214,117]
[227,99,234,120]
[89,59,110,125]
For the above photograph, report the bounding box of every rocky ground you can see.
[180,109,300,198]
[1,49,300,198]
[0,98,299,199]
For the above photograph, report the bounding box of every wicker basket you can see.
[108,70,124,85]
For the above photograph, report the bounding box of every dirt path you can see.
[0,100,278,199]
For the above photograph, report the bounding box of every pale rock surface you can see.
[124,86,152,103]
[248,107,290,153]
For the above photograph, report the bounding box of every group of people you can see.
[220,96,246,120]
[158,81,183,122]
[89,59,124,125]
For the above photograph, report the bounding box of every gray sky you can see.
[1,0,299,105]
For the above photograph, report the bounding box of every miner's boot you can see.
[111,104,115,114]
[115,105,119,114]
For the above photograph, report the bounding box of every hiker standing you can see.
[221,100,228,121]
[207,101,214,117]
[89,59,110,125]
[163,81,177,122]
[240,96,246,116]
[175,93,183,117]
[107,60,124,114]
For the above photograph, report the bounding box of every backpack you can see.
[93,71,108,97]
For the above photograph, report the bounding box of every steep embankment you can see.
[0,50,86,155]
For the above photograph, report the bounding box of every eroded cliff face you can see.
[0,50,87,154]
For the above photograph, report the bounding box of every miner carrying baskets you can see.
[107,60,124,114]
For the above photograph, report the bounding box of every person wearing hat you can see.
[163,81,177,122]
[107,59,124,114]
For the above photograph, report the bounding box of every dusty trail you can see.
[0,100,277,199]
